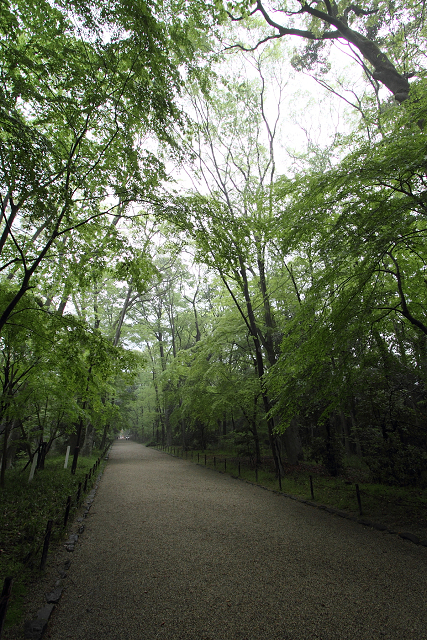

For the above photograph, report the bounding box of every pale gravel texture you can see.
[47,441,427,640]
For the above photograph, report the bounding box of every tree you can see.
[126,247,207,446]
[0,288,139,485]
[0,0,224,334]
[158,51,307,471]
[0,0,226,473]
[267,93,427,482]
[225,0,425,103]
[166,301,267,460]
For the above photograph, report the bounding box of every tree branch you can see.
[387,253,427,335]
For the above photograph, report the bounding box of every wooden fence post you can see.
[0,577,13,638]
[40,520,53,571]
[355,484,363,515]
[63,496,72,528]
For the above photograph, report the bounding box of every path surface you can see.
[47,442,427,640]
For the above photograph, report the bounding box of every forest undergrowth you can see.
[0,452,106,630]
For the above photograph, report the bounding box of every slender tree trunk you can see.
[0,420,10,488]
[100,422,109,450]
[238,257,284,477]
[181,418,186,451]
[0,199,18,255]
[256,242,277,366]
[70,367,91,474]
[70,413,85,475]
[81,422,95,456]
[113,285,133,346]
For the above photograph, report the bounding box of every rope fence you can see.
[154,444,426,525]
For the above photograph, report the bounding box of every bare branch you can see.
[226,7,258,21]
[343,4,379,19]
[224,34,285,54]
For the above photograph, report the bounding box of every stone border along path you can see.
[40,441,427,640]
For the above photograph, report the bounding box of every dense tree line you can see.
[1,0,426,487]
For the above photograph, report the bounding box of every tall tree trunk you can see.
[81,422,95,456]
[0,420,10,488]
[257,243,303,464]
[113,285,133,346]
[181,418,186,451]
[256,242,277,366]
[238,257,284,477]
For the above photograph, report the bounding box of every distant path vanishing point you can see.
[47,441,427,640]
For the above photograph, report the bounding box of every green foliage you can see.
[0,452,104,629]
[3,0,427,522]
[0,0,226,334]
[265,88,427,485]
[0,283,141,486]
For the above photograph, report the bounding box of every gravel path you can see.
[47,441,427,640]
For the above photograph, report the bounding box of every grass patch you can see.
[0,451,106,629]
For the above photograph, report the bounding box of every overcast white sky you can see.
[167,30,377,194]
